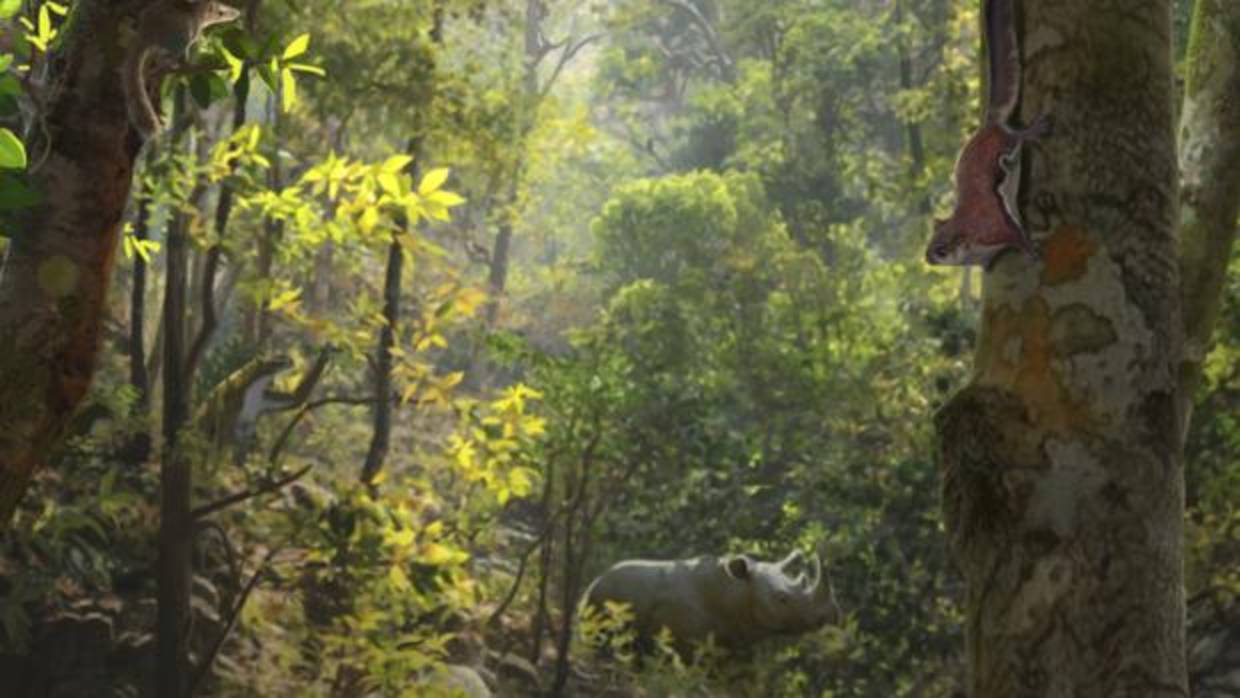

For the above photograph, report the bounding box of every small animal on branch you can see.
[925,0,1050,269]
[122,0,242,138]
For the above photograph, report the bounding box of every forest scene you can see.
[0,0,1237,696]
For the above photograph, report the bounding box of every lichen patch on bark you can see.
[1042,245,1164,426]
[1006,552,1075,635]
[1040,225,1097,285]
[1024,438,1106,537]
[975,298,1091,433]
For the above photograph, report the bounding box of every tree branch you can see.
[538,33,603,100]
[189,544,280,694]
[190,464,313,521]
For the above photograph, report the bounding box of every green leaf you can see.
[282,33,311,60]
[0,0,21,19]
[0,173,39,210]
[0,73,21,99]
[0,129,27,169]
[189,74,214,109]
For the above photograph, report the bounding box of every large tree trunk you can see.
[0,1,147,526]
[1176,0,1240,442]
[935,2,1187,695]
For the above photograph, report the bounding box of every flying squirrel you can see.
[122,0,241,138]
[924,0,1050,269]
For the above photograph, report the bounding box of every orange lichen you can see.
[1040,225,1097,286]
[975,297,1093,433]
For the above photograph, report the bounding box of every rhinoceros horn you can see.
[803,553,823,593]
[776,550,804,572]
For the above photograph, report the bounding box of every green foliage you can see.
[0,127,25,169]
[1,1,1234,697]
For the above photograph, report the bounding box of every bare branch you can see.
[189,545,280,693]
[191,464,313,521]
[538,33,603,100]
[651,0,734,82]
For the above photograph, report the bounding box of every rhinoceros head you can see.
[723,550,842,634]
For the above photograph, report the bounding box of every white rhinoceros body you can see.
[581,551,841,655]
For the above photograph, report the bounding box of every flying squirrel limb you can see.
[925,0,1050,270]
[122,0,241,139]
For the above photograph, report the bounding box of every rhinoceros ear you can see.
[724,555,752,581]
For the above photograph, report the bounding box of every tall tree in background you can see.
[362,6,444,485]
[936,1,1239,693]
[1177,0,1240,443]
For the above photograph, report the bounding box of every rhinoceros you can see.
[580,550,841,657]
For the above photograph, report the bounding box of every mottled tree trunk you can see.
[935,2,1186,695]
[1176,0,1240,442]
[0,1,147,526]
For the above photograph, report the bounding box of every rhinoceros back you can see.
[582,557,721,646]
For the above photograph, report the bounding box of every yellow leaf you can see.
[422,542,463,565]
[388,564,411,590]
[282,33,311,60]
[382,155,413,173]
[419,167,450,195]
[429,190,466,207]
[281,68,297,110]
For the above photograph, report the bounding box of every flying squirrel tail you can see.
[122,48,160,139]
[984,0,1021,125]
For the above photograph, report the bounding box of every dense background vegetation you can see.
[0,0,1234,696]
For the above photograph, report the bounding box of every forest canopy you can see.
[0,1,1237,697]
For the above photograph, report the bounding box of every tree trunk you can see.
[361,230,405,484]
[0,0,147,526]
[1176,0,1240,442]
[124,154,155,466]
[246,94,282,346]
[361,7,442,484]
[157,90,195,698]
[896,0,930,215]
[187,92,250,382]
[935,2,1186,695]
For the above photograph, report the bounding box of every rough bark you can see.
[935,2,1186,695]
[0,1,149,526]
[1176,0,1240,442]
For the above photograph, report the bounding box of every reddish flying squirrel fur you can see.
[925,0,1050,269]
[122,0,241,139]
